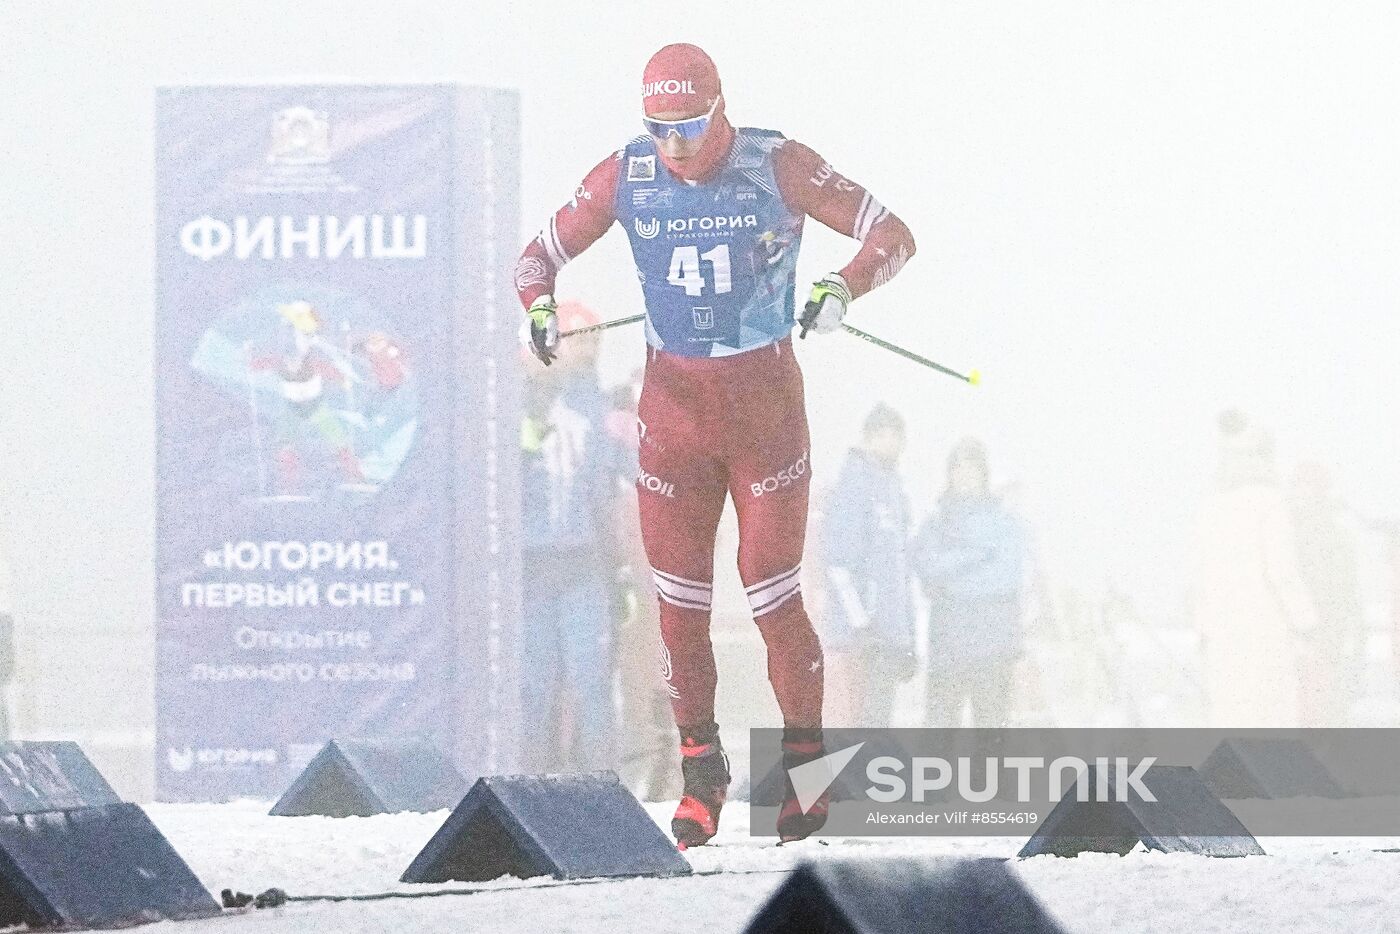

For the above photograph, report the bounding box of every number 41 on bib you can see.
[667,245,732,296]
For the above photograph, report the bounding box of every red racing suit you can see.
[515,124,916,734]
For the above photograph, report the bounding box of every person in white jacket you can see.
[1190,411,1318,727]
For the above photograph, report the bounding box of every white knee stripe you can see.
[653,574,711,602]
[654,577,712,611]
[656,589,712,611]
[652,566,713,611]
[653,566,713,592]
[745,563,801,595]
[745,564,801,609]
[752,582,801,618]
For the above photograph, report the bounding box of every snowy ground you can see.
[138,800,1400,933]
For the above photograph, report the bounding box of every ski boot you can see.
[777,728,829,843]
[671,726,731,850]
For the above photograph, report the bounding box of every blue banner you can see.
[154,86,521,801]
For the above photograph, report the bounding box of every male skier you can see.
[515,43,916,846]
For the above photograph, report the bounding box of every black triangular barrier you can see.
[400,771,691,883]
[1017,764,1265,858]
[743,857,1066,933]
[270,738,468,817]
[1199,737,1347,799]
[0,741,122,815]
[0,802,220,929]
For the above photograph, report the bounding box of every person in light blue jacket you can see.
[913,437,1027,728]
[519,305,622,773]
[818,404,915,727]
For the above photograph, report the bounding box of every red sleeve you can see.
[513,152,621,309]
[774,140,916,300]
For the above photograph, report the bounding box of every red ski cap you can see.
[642,43,721,116]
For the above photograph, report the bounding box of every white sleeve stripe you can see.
[853,193,873,240]
[548,216,571,266]
[536,229,564,271]
[856,196,887,241]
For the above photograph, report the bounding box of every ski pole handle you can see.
[798,299,821,339]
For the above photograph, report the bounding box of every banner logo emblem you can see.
[269,106,331,165]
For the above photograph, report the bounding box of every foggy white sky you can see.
[1,0,1397,672]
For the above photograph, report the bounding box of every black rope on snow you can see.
[220,866,798,910]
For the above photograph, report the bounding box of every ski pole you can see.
[561,313,646,339]
[839,322,981,385]
[798,297,979,384]
[562,309,980,385]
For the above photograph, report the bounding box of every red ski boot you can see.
[777,729,829,843]
[671,729,731,850]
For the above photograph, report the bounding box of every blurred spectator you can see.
[607,369,680,800]
[1190,411,1317,727]
[816,403,915,728]
[913,437,1027,727]
[519,302,620,773]
[1289,461,1365,726]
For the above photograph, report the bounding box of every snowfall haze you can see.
[0,0,1396,795]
